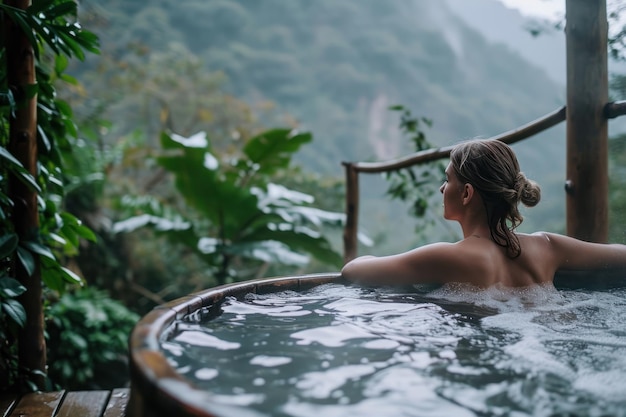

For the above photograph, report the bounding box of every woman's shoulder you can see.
[516,231,556,250]
[517,231,552,240]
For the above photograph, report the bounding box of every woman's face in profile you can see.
[440,162,464,221]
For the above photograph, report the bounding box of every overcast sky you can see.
[498,0,564,19]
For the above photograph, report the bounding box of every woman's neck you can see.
[459,211,491,240]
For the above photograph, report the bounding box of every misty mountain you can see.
[78,0,570,250]
[445,0,566,85]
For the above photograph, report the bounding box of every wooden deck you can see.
[0,389,129,417]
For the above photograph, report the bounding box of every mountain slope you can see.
[78,0,569,249]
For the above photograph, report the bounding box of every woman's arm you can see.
[341,242,468,286]
[545,232,626,271]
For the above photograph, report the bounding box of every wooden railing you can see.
[342,106,568,263]
[341,99,626,263]
[605,100,626,119]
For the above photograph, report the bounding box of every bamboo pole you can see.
[565,0,608,242]
[5,0,47,387]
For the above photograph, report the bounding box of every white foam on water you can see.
[291,323,375,347]
[173,330,241,350]
[322,297,426,316]
[250,355,293,367]
[426,281,564,313]
[361,339,400,350]
[194,368,218,381]
[223,300,311,317]
[295,363,378,399]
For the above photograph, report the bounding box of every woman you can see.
[341,139,626,288]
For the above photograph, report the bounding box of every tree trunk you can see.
[5,0,47,388]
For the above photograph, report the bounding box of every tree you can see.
[1,0,98,390]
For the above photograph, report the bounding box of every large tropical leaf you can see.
[161,131,208,150]
[225,240,309,266]
[243,129,312,176]
[113,214,191,234]
[241,226,342,267]
[157,134,261,239]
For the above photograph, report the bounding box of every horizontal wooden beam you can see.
[604,100,626,119]
[345,106,566,174]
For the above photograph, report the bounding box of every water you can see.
[161,283,626,417]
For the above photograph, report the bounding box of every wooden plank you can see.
[55,391,110,417]
[103,388,129,417]
[10,391,64,417]
[0,393,17,417]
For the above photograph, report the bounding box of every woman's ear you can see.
[462,183,475,206]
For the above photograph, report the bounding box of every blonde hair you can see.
[450,140,541,258]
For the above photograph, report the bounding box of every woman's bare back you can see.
[457,233,557,287]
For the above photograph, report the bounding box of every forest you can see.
[2,0,626,392]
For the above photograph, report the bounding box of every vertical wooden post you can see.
[342,163,359,264]
[5,0,47,387]
[565,0,609,242]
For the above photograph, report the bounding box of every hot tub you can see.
[128,271,626,417]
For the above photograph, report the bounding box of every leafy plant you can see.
[0,234,25,391]
[384,105,446,228]
[46,287,139,390]
[1,0,100,389]
[114,129,344,284]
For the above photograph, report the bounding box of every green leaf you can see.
[75,30,100,54]
[60,212,96,242]
[244,227,343,267]
[157,150,259,238]
[2,299,27,328]
[55,53,69,73]
[66,332,87,349]
[29,0,57,15]
[40,262,64,292]
[22,83,39,100]
[226,240,309,266]
[243,129,312,175]
[254,183,314,208]
[58,31,85,60]
[59,73,78,85]
[21,241,56,261]
[74,223,97,242]
[0,147,42,192]
[0,146,24,168]
[37,124,51,152]
[14,168,42,193]
[2,8,39,58]
[161,131,208,149]
[113,214,191,234]
[60,267,83,285]
[46,2,78,18]
[17,247,36,277]
[0,278,27,298]
[0,234,18,258]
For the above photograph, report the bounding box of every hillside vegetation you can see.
[73,0,567,253]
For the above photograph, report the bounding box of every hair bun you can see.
[515,172,541,207]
